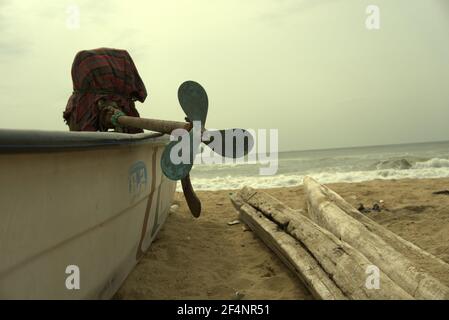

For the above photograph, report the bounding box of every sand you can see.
[115,178,449,300]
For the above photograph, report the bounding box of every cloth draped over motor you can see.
[63,48,147,133]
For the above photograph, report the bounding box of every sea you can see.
[185,140,449,191]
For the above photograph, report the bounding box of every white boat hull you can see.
[0,130,176,299]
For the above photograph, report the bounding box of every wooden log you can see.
[230,194,346,300]
[316,180,449,287]
[303,176,449,300]
[233,190,412,300]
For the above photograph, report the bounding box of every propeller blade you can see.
[181,174,201,217]
[178,81,208,125]
[162,81,209,181]
[202,129,255,158]
[161,130,200,181]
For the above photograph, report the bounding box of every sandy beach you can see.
[115,178,449,300]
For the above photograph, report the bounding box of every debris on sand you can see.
[357,203,370,213]
[169,204,180,214]
[432,190,449,195]
[227,219,241,226]
[358,202,384,213]
[232,291,245,300]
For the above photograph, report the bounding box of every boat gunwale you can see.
[0,129,169,154]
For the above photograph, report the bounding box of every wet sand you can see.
[115,178,449,299]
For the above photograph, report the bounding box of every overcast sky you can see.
[0,0,448,151]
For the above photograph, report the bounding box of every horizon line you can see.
[280,138,449,154]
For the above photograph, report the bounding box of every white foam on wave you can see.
[178,158,449,191]
[412,158,449,169]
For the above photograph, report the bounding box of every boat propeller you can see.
[101,80,254,217]
[161,81,254,217]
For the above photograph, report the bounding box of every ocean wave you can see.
[371,157,449,170]
[180,165,449,191]
[375,158,413,170]
[413,158,449,169]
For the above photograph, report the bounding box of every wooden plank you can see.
[317,180,449,287]
[231,195,346,300]
[233,190,412,300]
[304,176,449,300]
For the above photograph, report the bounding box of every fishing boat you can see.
[0,129,177,299]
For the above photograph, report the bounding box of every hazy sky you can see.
[0,0,448,151]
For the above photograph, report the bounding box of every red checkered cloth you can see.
[63,48,147,133]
